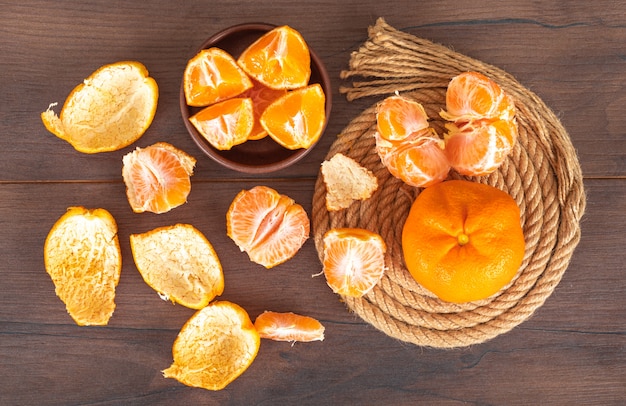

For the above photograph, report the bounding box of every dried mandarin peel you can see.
[41,61,158,153]
[44,207,122,326]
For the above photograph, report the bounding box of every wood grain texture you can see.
[1,1,624,404]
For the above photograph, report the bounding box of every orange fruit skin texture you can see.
[226,186,310,269]
[43,207,122,326]
[237,25,311,90]
[189,97,255,150]
[122,142,196,214]
[129,224,224,309]
[183,47,253,107]
[402,180,526,303]
[260,83,326,150]
[254,311,325,342]
[375,96,450,187]
[162,301,260,391]
[440,71,518,176]
[41,61,158,154]
[322,228,387,298]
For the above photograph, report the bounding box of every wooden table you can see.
[2,1,624,404]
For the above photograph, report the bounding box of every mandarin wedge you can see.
[130,224,224,309]
[41,61,158,153]
[376,95,431,142]
[44,207,122,326]
[163,301,260,391]
[375,129,450,188]
[260,84,326,150]
[440,71,515,123]
[444,118,518,176]
[375,94,450,187]
[237,25,311,90]
[189,97,255,150]
[183,47,253,107]
[402,180,525,303]
[122,142,196,214]
[226,186,310,268]
[254,311,325,342]
[322,228,387,298]
[240,79,288,140]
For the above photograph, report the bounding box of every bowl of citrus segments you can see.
[180,23,332,173]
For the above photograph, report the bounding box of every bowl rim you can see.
[180,22,332,174]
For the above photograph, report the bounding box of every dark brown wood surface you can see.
[2,1,624,404]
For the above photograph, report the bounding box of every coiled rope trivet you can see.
[312,18,586,348]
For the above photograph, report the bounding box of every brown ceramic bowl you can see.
[180,23,332,174]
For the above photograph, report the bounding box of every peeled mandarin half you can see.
[254,311,325,342]
[122,142,196,214]
[237,25,311,90]
[444,118,518,176]
[260,83,326,150]
[374,94,450,187]
[183,47,253,107]
[163,301,260,391]
[375,128,450,188]
[130,224,224,309]
[322,228,387,298]
[189,97,255,150]
[44,207,122,326]
[41,61,158,153]
[440,71,515,123]
[226,185,310,268]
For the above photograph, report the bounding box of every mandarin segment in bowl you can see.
[260,83,326,150]
[183,47,253,107]
[237,25,311,90]
[188,97,255,150]
[180,23,331,173]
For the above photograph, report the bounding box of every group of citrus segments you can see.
[40,21,525,390]
[375,71,518,188]
[183,25,326,151]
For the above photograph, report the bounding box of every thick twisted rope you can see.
[312,18,586,348]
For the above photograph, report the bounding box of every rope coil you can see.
[312,18,586,348]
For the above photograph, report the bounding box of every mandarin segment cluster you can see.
[41,25,330,392]
[183,25,326,152]
[374,71,519,187]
